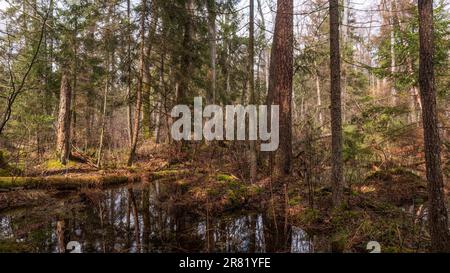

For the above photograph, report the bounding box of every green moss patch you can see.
[151,169,190,179]
[0,174,138,190]
[0,240,34,253]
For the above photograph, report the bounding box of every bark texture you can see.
[267,0,293,177]
[418,0,450,252]
[329,0,344,206]
[128,0,147,166]
[56,74,72,165]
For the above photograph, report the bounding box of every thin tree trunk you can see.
[418,0,450,252]
[56,73,72,165]
[314,61,323,126]
[126,0,133,147]
[71,19,78,147]
[207,0,217,104]
[96,71,109,167]
[257,0,268,95]
[144,1,158,138]
[128,0,147,166]
[390,0,397,105]
[329,0,344,206]
[249,0,257,183]
[341,0,349,123]
[97,2,114,167]
[155,50,165,144]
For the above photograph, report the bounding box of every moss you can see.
[151,169,188,179]
[0,177,39,189]
[44,159,77,170]
[248,184,264,196]
[225,180,248,207]
[216,173,238,183]
[0,240,34,253]
[0,174,136,190]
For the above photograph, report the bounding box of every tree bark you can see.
[96,68,109,167]
[128,0,147,166]
[144,1,158,138]
[267,0,293,176]
[56,73,72,165]
[207,0,217,104]
[71,19,78,147]
[329,0,344,206]
[390,0,397,104]
[418,0,450,252]
[248,0,257,183]
[314,61,323,126]
[126,0,133,147]
[176,0,194,105]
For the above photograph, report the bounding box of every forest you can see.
[0,0,449,253]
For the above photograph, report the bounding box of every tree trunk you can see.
[126,0,133,147]
[71,19,78,147]
[418,0,450,252]
[207,0,217,104]
[314,61,323,126]
[257,0,268,96]
[128,0,147,166]
[267,0,293,176]
[56,74,72,165]
[144,1,159,138]
[96,70,109,167]
[390,0,397,104]
[329,0,344,206]
[248,0,257,183]
[177,0,194,105]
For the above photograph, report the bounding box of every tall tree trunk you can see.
[97,2,114,167]
[97,69,109,167]
[126,0,133,147]
[71,18,79,148]
[257,0,268,96]
[144,1,158,138]
[56,74,72,165]
[155,47,166,144]
[248,0,257,183]
[267,0,293,176]
[128,0,147,166]
[329,0,344,206]
[314,61,323,126]
[177,0,194,105]
[207,0,217,104]
[390,0,397,104]
[341,0,349,123]
[418,0,450,252]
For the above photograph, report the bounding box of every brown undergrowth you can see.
[0,141,448,253]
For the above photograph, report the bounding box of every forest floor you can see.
[0,140,449,253]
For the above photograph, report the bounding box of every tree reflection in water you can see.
[0,181,321,253]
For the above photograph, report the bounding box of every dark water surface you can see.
[0,180,325,253]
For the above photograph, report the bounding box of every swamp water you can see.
[0,179,326,253]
